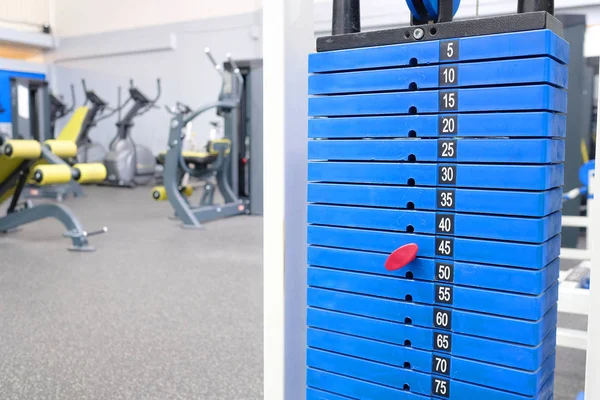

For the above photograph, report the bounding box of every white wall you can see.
[0,0,51,31]
[50,12,262,155]
[54,0,262,37]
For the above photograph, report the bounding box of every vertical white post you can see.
[263,0,313,399]
[585,76,600,399]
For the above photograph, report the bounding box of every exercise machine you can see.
[304,0,567,399]
[10,77,94,201]
[222,59,263,216]
[0,135,107,251]
[49,85,75,136]
[152,49,249,228]
[103,79,161,187]
[76,80,114,163]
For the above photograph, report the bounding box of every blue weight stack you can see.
[306,26,569,400]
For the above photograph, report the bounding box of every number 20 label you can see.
[439,116,457,135]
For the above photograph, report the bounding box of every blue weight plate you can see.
[308,271,558,322]
[308,308,557,371]
[307,388,353,400]
[308,162,564,191]
[307,286,558,346]
[309,85,567,117]
[308,205,562,243]
[307,369,556,400]
[308,328,554,395]
[308,30,568,73]
[308,368,429,400]
[308,112,566,139]
[308,348,555,398]
[308,247,561,295]
[308,138,565,164]
[307,226,561,269]
[308,184,563,217]
[309,57,568,95]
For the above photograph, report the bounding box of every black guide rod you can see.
[437,0,455,23]
[518,0,554,14]
[332,0,361,35]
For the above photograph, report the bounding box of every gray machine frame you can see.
[10,77,84,201]
[160,49,249,229]
[224,59,263,216]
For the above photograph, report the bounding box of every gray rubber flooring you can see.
[0,186,262,400]
[0,186,588,399]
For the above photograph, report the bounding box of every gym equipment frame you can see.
[262,0,600,400]
[0,137,106,251]
[156,49,249,229]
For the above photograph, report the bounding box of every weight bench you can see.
[0,136,107,251]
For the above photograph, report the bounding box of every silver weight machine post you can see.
[586,71,600,400]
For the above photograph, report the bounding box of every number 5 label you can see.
[441,40,459,61]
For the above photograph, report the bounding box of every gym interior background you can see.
[0,0,598,399]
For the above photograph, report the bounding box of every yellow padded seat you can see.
[56,106,89,142]
[157,151,218,166]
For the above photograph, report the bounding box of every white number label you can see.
[443,93,456,109]
[440,66,458,86]
[436,214,454,234]
[436,263,453,282]
[441,40,459,61]
[439,116,457,135]
[433,378,450,397]
[438,166,456,185]
[434,332,452,351]
[436,238,454,257]
[434,356,450,375]
[437,190,455,209]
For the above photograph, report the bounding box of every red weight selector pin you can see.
[384,244,419,271]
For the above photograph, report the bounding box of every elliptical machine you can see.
[49,85,75,137]
[152,49,249,228]
[76,80,114,163]
[103,79,161,187]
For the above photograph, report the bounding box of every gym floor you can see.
[0,187,587,399]
[0,186,262,400]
